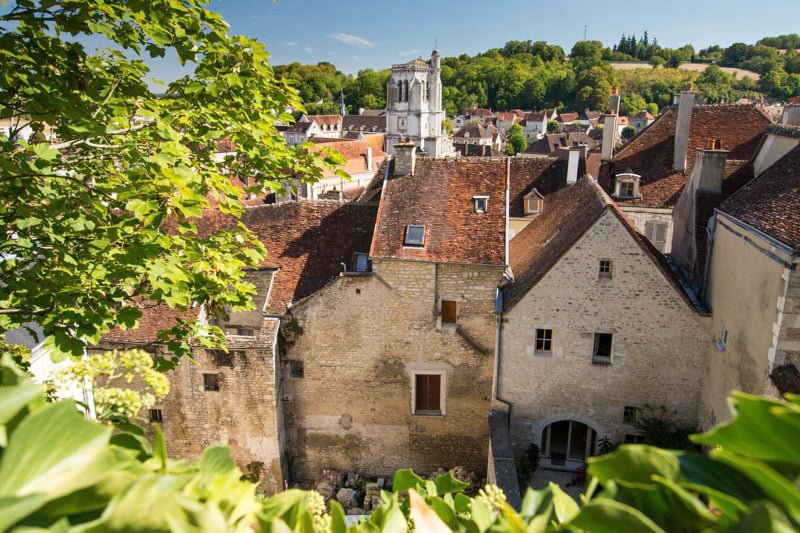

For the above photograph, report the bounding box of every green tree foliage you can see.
[547,120,560,134]
[622,126,637,141]
[505,124,527,155]
[0,0,337,364]
[1,341,799,532]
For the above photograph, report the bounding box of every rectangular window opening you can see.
[203,373,220,392]
[535,328,553,354]
[623,406,639,424]
[414,374,442,415]
[599,259,613,279]
[289,360,304,378]
[149,408,163,423]
[441,300,457,324]
[473,196,488,213]
[593,333,613,363]
[404,225,426,247]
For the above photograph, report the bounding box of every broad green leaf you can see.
[433,471,470,494]
[729,501,796,533]
[392,468,425,493]
[200,446,236,475]
[0,494,49,531]
[329,500,347,533]
[588,444,680,484]
[569,498,665,533]
[0,382,42,424]
[677,451,767,503]
[471,498,493,532]
[520,486,553,520]
[0,401,114,500]
[549,482,579,522]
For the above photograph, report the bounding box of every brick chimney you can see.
[393,141,416,176]
[608,86,621,116]
[673,86,695,172]
[601,113,617,161]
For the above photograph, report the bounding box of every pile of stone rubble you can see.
[312,466,480,514]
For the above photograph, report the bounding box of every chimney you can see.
[608,86,621,116]
[601,113,617,161]
[673,86,695,172]
[695,142,728,193]
[781,102,800,126]
[393,142,416,176]
[566,145,584,184]
[366,146,373,170]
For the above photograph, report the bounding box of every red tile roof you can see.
[505,178,701,311]
[370,158,507,265]
[719,145,800,250]
[508,157,569,217]
[557,112,579,123]
[307,115,343,127]
[598,104,770,208]
[307,139,386,178]
[102,301,200,344]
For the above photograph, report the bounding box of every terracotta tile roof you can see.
[462,108,494,117]
[307,139,386,178]
[370,158,508,265]
[598,104,770,208]
[454,122,493,139]
[770,364,800,395]
[343,114,386,133]
[524,111,547,123]
[457,144,503,157]
[557,112,579,123]
[103,301,200,344]
[508,157,569,217]
[307,115,343,127]
[505,178,702,311]
[719,145,800,250]
[634,110,655,120]
[495,112,520,123]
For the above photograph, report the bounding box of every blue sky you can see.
[147,0,800,82]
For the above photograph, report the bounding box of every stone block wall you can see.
[500,210,710,455]
[282,259,505,482]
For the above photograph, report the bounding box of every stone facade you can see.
[499,209,710,462]
[700,213,800,428]
[282,259,505,481]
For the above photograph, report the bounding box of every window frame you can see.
[473,195,489,214]
[592,332,614,364]
[716,326,728,351]
[412,371,446,416]
[523,189,544,215]
[623,406,639,425]
[203,373,220,392]
[288,359,304,379]
[404,224,426,247]
[614,172,641,199]
[599,259,613,279]
[441,300,458,325]
[149,408,164,423]
[534,328,554,355]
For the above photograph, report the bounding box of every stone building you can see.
[282,145,509,481]
[498,177,710,469]
[597,89,770,253]
[698,142,800,428]
[385,51,454,158]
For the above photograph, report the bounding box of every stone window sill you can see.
[413,411,443,417]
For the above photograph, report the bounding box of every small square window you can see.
[618,181,636,198]
[149,408,163,423]
[473,196,488,213]
[203,373,220,391]
[599,259,612,279]
[593,333,613,363]
[288,360,304,378]
[535,328,553,353]
[404,225,426,247]
[623,406,639,424]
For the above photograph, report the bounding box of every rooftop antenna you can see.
[583,24,588,41]
[434,35,439,51]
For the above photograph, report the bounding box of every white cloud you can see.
[400,49,420,56]
[285,41,297,47]
[329,33,375,48]
[304,47,313,54]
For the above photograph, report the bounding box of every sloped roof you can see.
[557,112,579,123]
[508,157,569,217]
[307,139,386,177]
[286,121,313,133]
[496,112,520,123]
[634,110,655,120]
[719,145,800,250]
[103,302,200,344]
[597,104,770,208]
[454,122,493,139]
[370,158,507,265]
[343,114,387,133]
[505,178,700,311]
[307,115,343,127]
[462,108,494,117]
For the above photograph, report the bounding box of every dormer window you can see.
[524,189,544,215]
[614,173,641,199]
[473,196,489,214]
[404,225,426,247]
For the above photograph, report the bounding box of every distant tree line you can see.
[276,34,800,118]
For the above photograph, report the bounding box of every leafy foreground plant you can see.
[1,349,798,531]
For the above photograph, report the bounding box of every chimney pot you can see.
[673,89,695,171]
[393,142,416,176]
[601,113,618,161]
[695,147,728,193]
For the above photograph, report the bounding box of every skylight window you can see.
[473,196,489,214]
[404,225,426,247]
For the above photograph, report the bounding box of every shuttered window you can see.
[441,301,457,324]
[415,374,442,414]
[644,221,668,252]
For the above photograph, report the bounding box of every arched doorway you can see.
[540,420,597,468]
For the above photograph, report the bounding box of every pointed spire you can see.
[339,89,346,117]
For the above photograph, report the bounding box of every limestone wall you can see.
[500,210,709,455]
[283,260,505,482]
